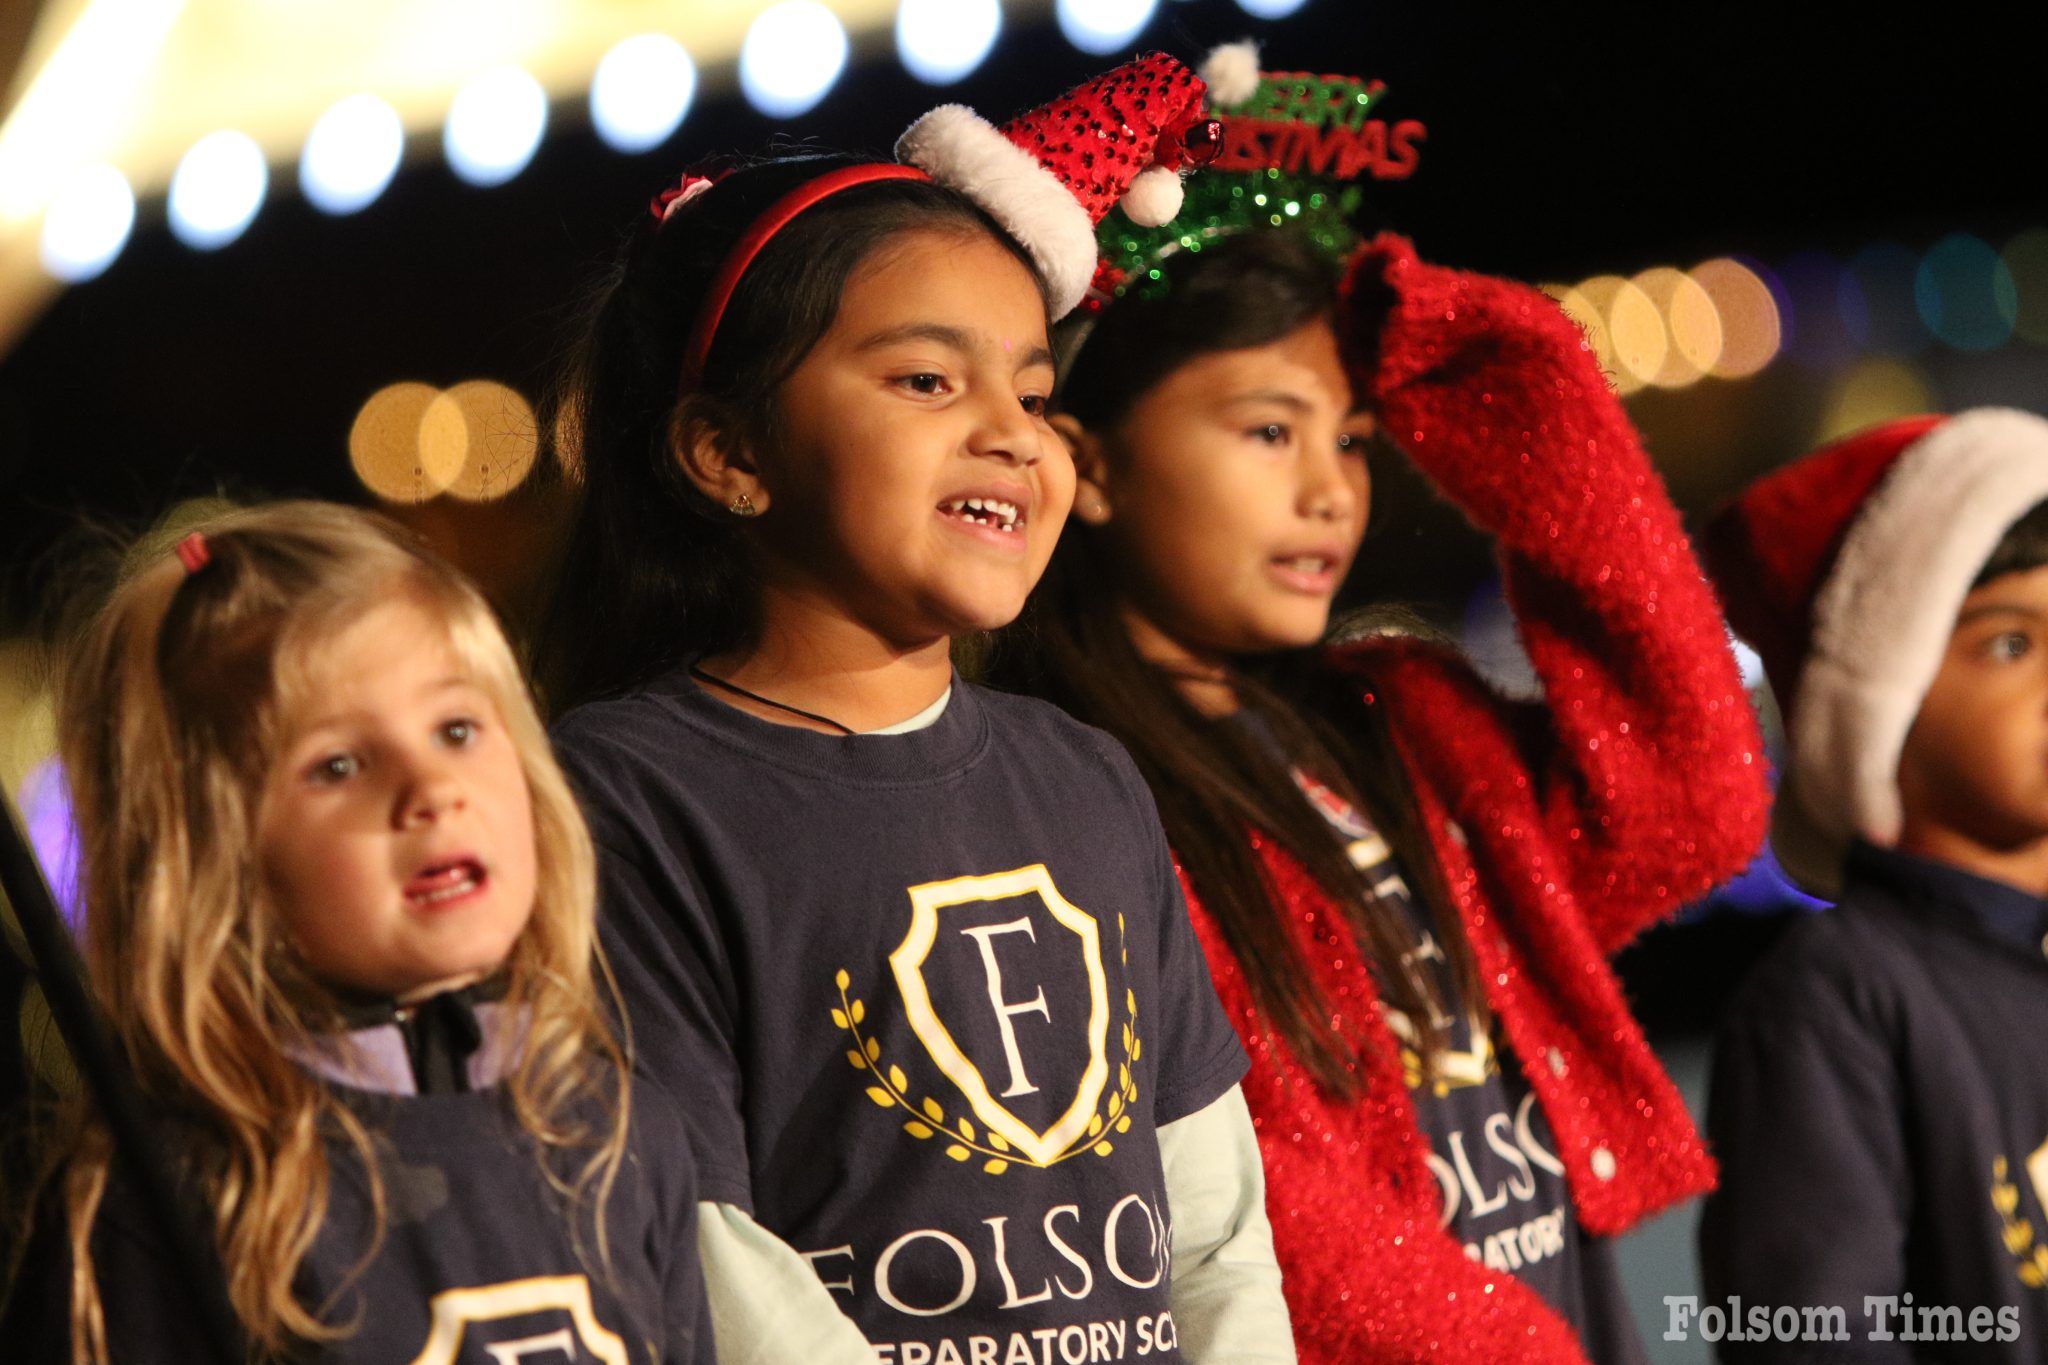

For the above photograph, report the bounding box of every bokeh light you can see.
[1916,232,2018,352]
[740,2,848,118]
[168,130,267,250]
[1632,266,1722,387]
[1056,0,1156,55]
[1236,0,1313,15]
[38,164,135,283]
[434,381,539,502]
[1815,356,1937,445]
[300,93,404,215]
[445,66,548,187]
[1689,257,1781,379]
[350,382,462,503]
[1777,251,1858,370]
[591,35,697,153]
[896,0,1002,86]
[19,757,79,928]
[1547,276,1633,394]
[1604,277,1668,391]
[2003,228,2048,347]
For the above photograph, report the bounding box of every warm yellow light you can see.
[1814,357,1936,446]
[435,380,539,502]
[1689,258,1781,379]
[1603,277,1667,391]
[1551,276,1637,395]
[1632,265,1722,388]
[349,381,459,504]
[2003,228,2048,347]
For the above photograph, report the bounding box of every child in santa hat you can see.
[1700,409,2048,1359]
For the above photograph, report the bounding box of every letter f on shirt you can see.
[961,918,1052,1098]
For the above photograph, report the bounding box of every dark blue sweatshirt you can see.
[1700,843,2048,1361]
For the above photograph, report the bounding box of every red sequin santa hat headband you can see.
[1084,41,1429,311]
[673,52,1217,379]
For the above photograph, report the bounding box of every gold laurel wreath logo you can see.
[830,912,1140,1175]
[1991,1156,2048,1287]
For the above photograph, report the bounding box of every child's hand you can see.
[1339,231,1604,418]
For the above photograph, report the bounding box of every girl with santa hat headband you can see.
[991,42,1771,1364]
[541,56,1296,1364]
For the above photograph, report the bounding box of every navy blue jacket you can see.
[1701,844,2048,1361]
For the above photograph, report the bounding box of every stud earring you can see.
[729,492,759,517]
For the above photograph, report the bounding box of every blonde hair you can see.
[54,501,626,1362]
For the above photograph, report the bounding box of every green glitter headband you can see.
[1082,62,1428,312]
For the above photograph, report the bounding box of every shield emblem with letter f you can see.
[889,864,1112,1168]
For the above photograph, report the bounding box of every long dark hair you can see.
[540,154,1045,712]
[995,230,1485,1096]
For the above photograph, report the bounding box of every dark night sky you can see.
[0,0,2040,627]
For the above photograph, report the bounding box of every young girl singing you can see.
[543,57,1295,1365]
[24,502,708,1363]
[991,50,1770,1364]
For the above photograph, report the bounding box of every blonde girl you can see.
[25,502,707,1363]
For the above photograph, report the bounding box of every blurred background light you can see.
[18,757,78,928]
[1776,251,1857,370]
[1632,265,1721,387]
[435,380,539,502]
[349,381,460,503]
[1843,243,1927,355]
[444,66,548,188]
[2003,228,2048,347]
[896,0,1002,86]
[167,129,266,250]
[1604,276,1667,391]
[1814,355,1937,445]
[1236,0,1313,15]
[37,164,134,283]
[1916,231,2018,352]
[1547,276,1632,394]
[1056,0,1156,56]
[590,34,697,154]
[1689,257,1781,379]
[299,93,403,215]
[739,2,849,118]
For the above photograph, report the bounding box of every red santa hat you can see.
[1702,408,2048,893]
[897,51,1213,317]
[682,54,1212,374]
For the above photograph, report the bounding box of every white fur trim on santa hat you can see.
[1200,41,1263,107]
[895,104,1099,318]
[1781,407,2048,891]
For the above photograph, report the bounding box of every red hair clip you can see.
[651,172,723,224]
[174,531,211,575]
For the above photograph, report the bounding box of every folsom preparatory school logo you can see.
[407,1276,630,1364]
[830,865,1141,1173]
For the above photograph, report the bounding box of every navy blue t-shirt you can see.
[9,1081,709,1363]
[553,675,1248,1363]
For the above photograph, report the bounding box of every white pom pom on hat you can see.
[1200,40,1263,107]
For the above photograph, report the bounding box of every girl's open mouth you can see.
[403,857,487,909]
[938,496,1025,534]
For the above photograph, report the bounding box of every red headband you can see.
[680,163,931,382]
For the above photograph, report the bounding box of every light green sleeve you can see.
[1161,1084,1298,1363]
[698,1201,877,1364]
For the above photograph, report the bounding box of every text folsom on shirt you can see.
[1663,1295,2022,1344]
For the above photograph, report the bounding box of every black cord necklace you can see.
[689,665,858,736]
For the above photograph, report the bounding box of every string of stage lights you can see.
[27,0,1313,285]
